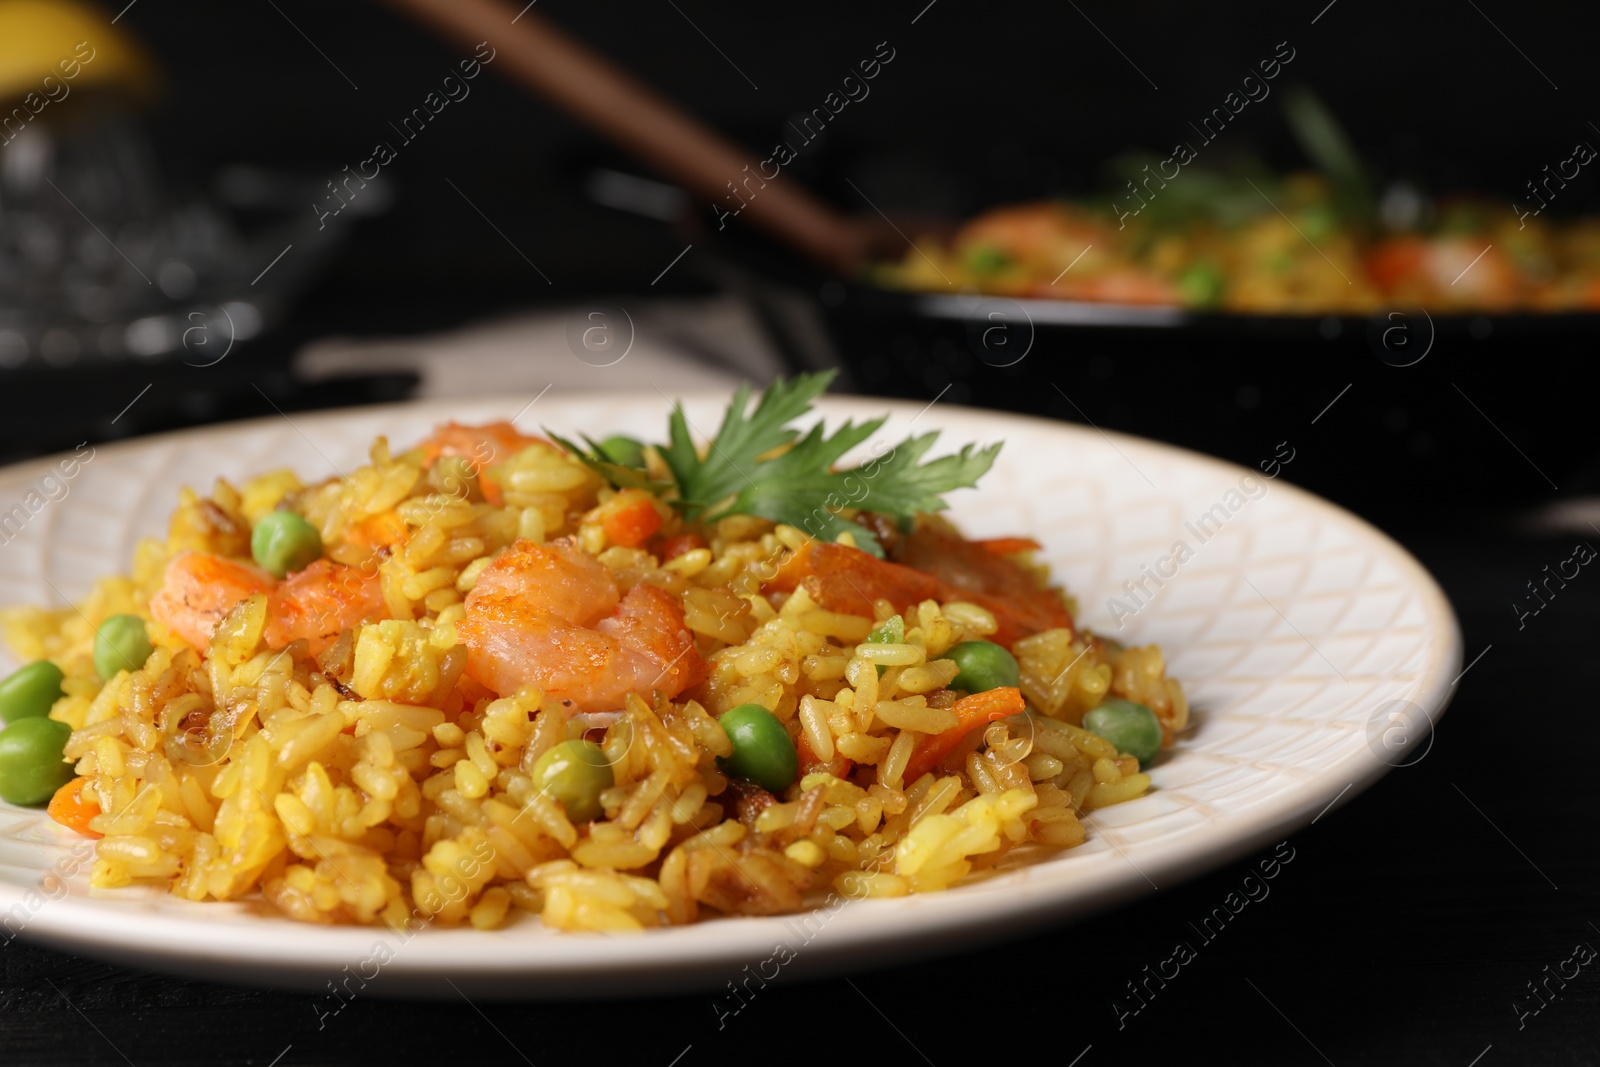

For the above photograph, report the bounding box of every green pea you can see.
[1297,203,1338,242]
[963,244,1012,276]
[597,435,647,468]
[717,704,798,793]
[945,640,1020,694]
[1083,699,1162,768]
[0,717,74,806]
[531,739,613,823]
[1439,204,1486,236]
[93,615,153,681]
[1177,261,1225,308]
[251,509,323,578]
[0,661,65,725]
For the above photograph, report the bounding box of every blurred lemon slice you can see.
[0,0,156,106]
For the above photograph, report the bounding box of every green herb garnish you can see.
[866,614,905,675]
[546,430,671,493]
[556,371,1001,557]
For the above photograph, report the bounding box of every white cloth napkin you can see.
[292,295,790,399]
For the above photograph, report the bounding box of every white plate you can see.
[0,394,1460,997]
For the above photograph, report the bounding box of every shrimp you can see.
[456,538,706,713]
[767,521,1073,648]
[150,553,386,655]
[893,520,1075,645]
[411,420,559,506]
[267,560,389,653]
[412,421,549,470]
[767,541,941,619]
[957,203,1178,305]
[150,554,271,649]
[958,202,1107,269]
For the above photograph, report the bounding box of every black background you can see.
[3,1,1598,1064]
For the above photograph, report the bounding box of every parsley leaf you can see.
[716,413,888,545]
[559,371,1002,557]
[662,372,835,520]
[721,424,1001,554]
[833,432,1004,519]
[545,430,672,493]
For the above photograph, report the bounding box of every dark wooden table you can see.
[2,514,1593,1066]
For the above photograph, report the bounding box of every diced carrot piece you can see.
[1366,238,1427,294]
[796,733,854,780]
[479,468,504,507]
[602,491,665,548]
[973,537,1042,555]
[344,509,408,549]
[902,687,1027,784]
[657,532,707,562]
[476,470,502,508]
[48,777,103,838]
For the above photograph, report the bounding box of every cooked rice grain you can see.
[2,428,1186,933]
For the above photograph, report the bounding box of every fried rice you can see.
[0,419,1187,932]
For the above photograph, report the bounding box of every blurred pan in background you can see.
[577,147,1589,520]
[814,286,1591,518]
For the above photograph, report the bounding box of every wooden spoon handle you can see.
[381,0,868,274]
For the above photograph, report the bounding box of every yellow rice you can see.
[1,427,1187,932]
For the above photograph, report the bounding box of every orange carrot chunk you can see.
[902,686,1027,784]
[343,509,408,550]
[479,470,504,507]
[602,492,664,548]
[973,536,1042,555]
[657,532,707,562]
[796,733,854,781]
[48,777,103,838]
